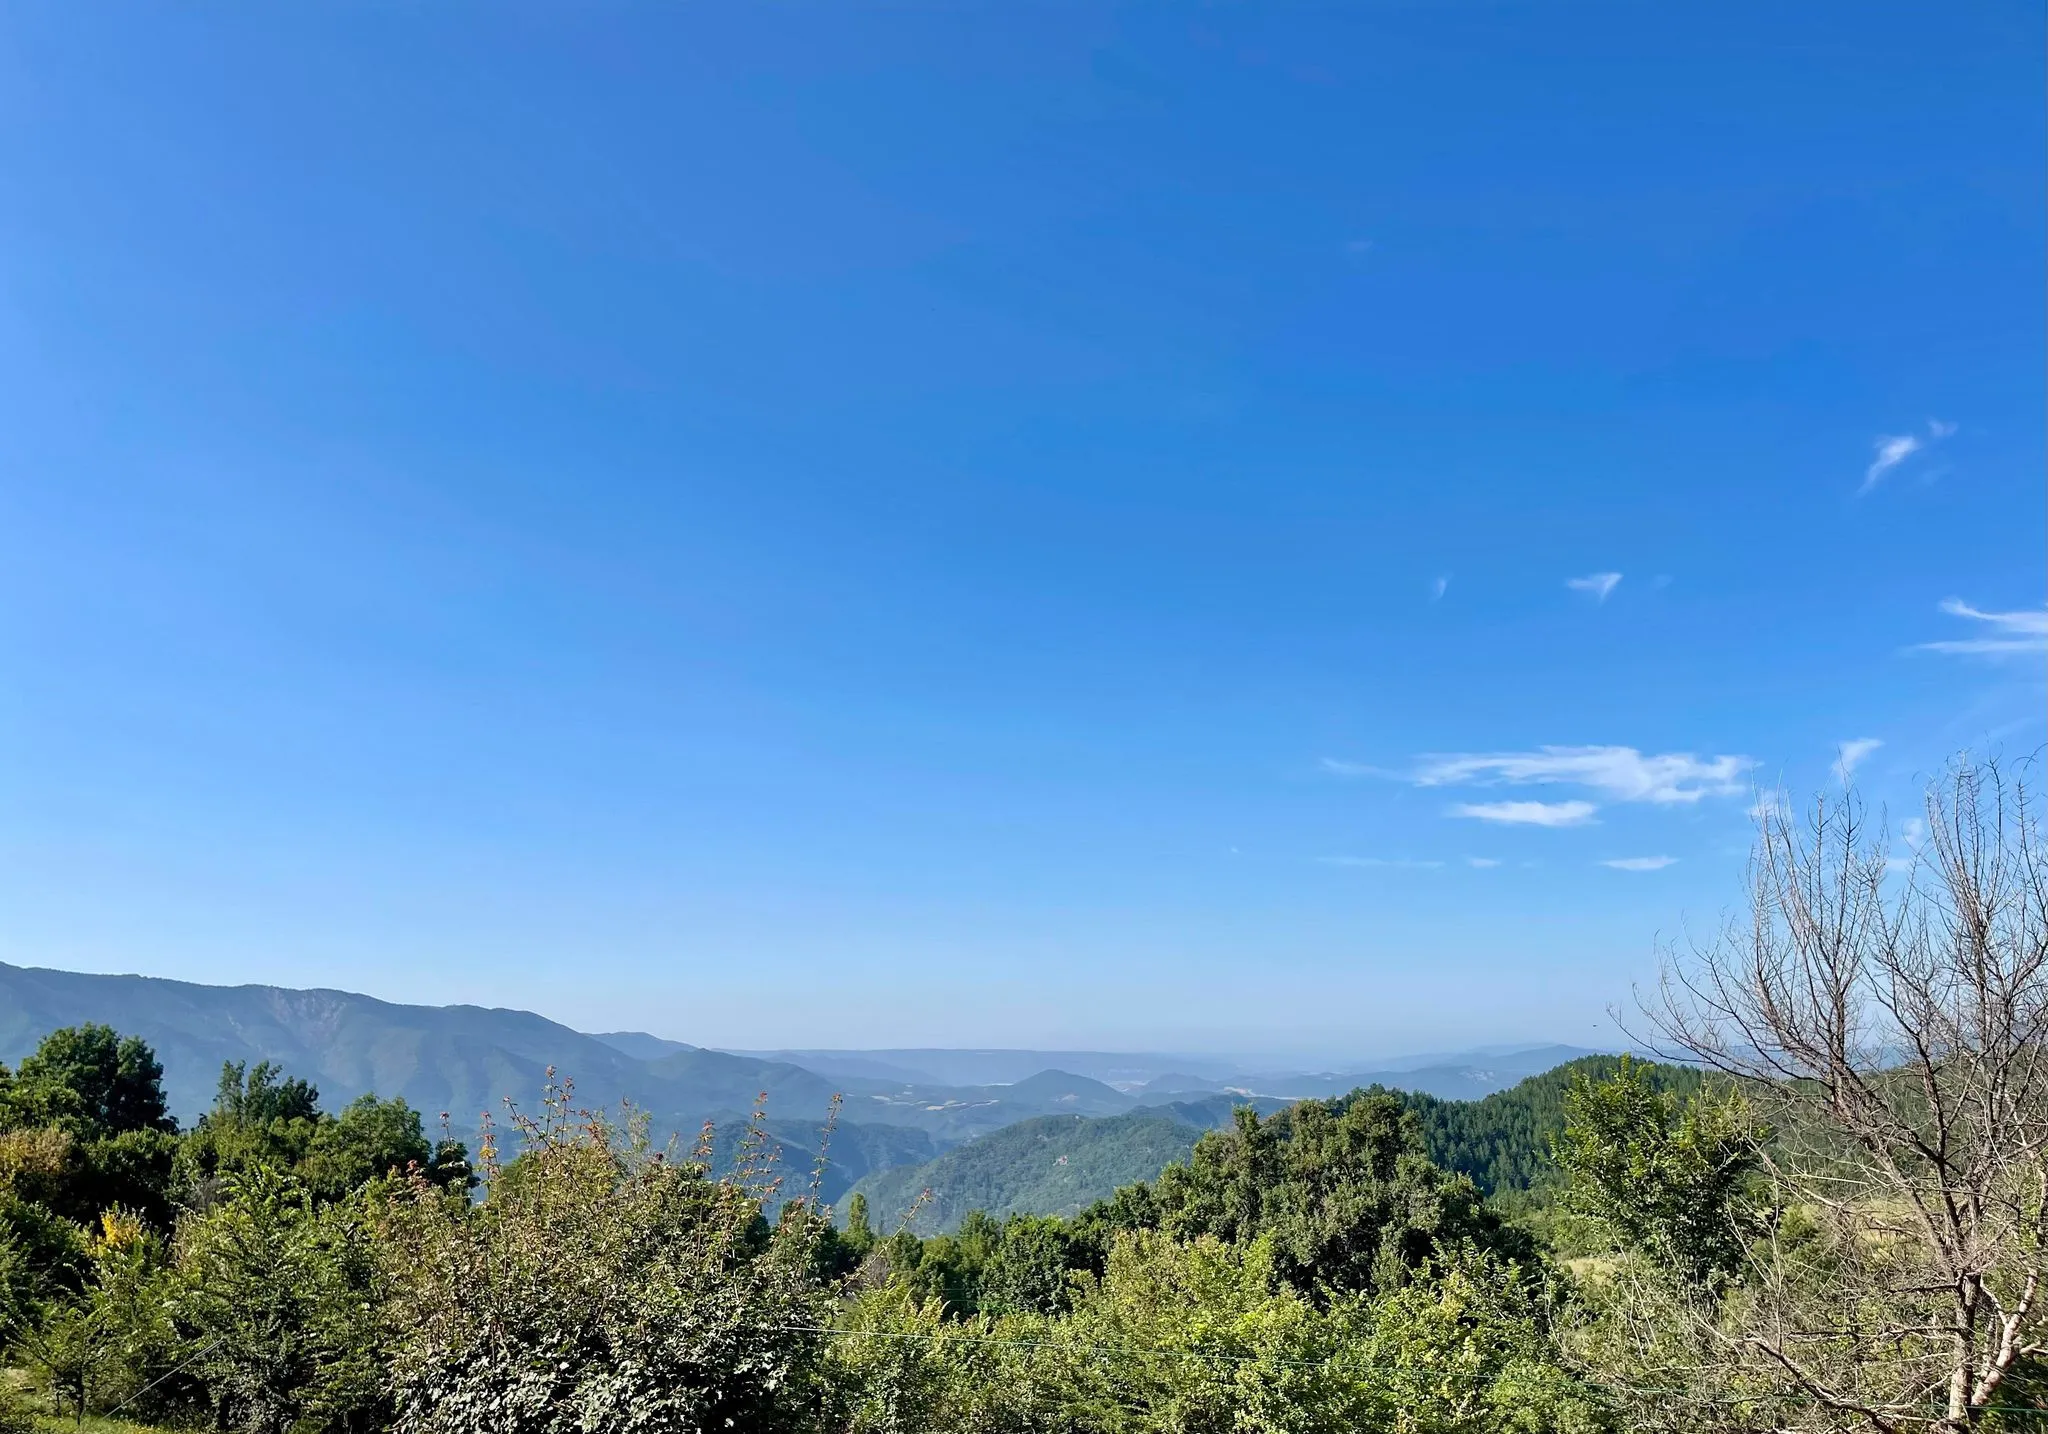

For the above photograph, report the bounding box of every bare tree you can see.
[1648,757,2048,1431]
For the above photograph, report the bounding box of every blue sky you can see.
[1,3,2041,1059]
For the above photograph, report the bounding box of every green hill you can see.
[1397,1054,1706,1193]
[847,1111,1206,1235]
[847,1058,1703,1233]
[0,961,856,1136]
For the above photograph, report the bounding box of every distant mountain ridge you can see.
[724,1044,1610,1101]
[0,962,851,1136]
[0,962,1616,1213]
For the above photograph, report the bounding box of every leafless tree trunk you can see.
[1648,757,2048,1431]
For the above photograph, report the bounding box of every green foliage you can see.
[1015,1230,1384,1432]
[0,1037,1825,1432]
[377,1093,837,1433]
[169,1167,388,1434]
[1399,1056,1704,1195]
[0,1185,90,1307]
[850,1060,1707,1250]
[0,1027,175,1143]
[300,1095,434,1203]
[979,1215,1080,1317]
[1551,1057,1764,1287]
[880,1209,1095,1320]
[823,1281,1016,1434]
[175,1065,470,1213]
[174,1062,326,1198]
[1355,1248,1609,1433]
[1147,1094,1529,1299]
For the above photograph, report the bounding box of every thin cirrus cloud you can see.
[1430,574,1450,601]
[1601,855,1677,872]
[1465,856,1502,868]
[1859,418,1955,495]
[1449,800,1599,827]
[1914,599,2048,657]
[1325,745,1754,832]
[1409,746,1754,804]
[1834,737,1883,785]
[1565,572,1622,602]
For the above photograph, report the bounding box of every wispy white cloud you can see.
[1450,800,1599,827]
[1860,418,1955,495]
[1566,572,1622,602]
[1834,737,1883,785]
[1900,817,1927,850]
[1318,856,1444,869]
[1431,574,1450,601]
[1601,855,1677,871]
[1465,856,1501,868]
[1412,746,1754,804]
[1915,598,2048,658]
[1320,758,1396,779]
[1861,434,1921,493]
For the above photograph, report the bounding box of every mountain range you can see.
[0,960,1614,1211]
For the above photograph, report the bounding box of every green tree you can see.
[1551,1056,1762,1288]
[175,1062,327,1202]
[1022,1230,1384,1433]
[1150,1093,1527,1299]
[210,1061,320,1128]
[982,1215,1081,1317]
[300,1094,434,1202]
[0,1025,176,1141]
[170,1167,388,1434]
[825,1281,1020,1434]
[1357,1247,1610,1434]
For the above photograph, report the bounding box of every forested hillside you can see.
[1400,1054,1706,1193]
[852,1058,1701,1232]
[847,1112,1205,1235]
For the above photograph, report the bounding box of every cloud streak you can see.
[1834,737,1882,785]
[1449,800,1599,827]
[1862,435,1921,493]
[1411,746,1754,804]
[1601,855,1677,871]
[1566,572,1622,602]
[1915,599,2048,658]
[1860,418,1955,494]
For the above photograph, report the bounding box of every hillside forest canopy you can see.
[1,757,2044,1432]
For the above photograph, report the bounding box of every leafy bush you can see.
[378,1096,837,1434]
